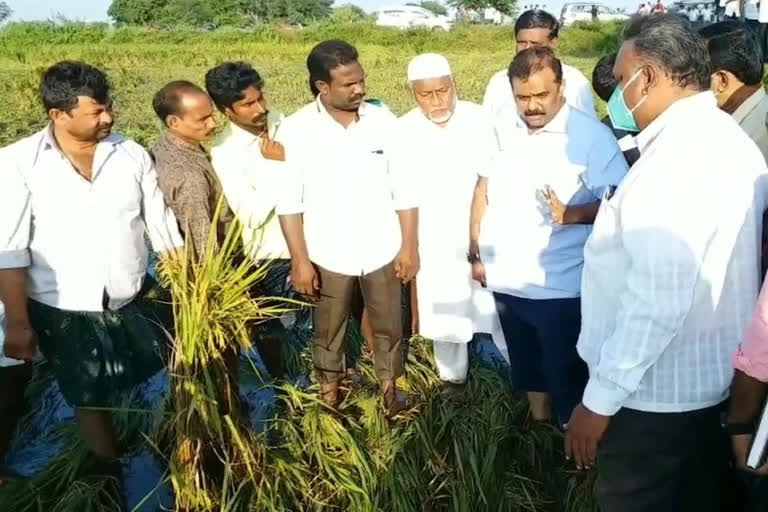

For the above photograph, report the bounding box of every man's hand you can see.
[732,434,768,474]
[471,261,487,288]
[394,245,419,284]
[4,322,38,361]
[260,136,285,162]
[542,186,567,225]
[291,259,319,299]
[565,403,611,470]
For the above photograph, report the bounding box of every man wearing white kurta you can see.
[393,54,500,392]
[482,9,596,119]
[471,47,628,424]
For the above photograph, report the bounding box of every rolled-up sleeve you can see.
[139,149,184,252]
[0,150,32,269]
[734,278,768,382]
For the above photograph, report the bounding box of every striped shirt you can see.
[578,92,768,416]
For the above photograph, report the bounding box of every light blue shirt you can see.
[479,104,629,300]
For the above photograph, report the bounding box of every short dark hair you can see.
[623,13,711,91]
[699,21,763,86]
[514,9,559,39]
[40,61,111,113]
[508,46,563,85]
[152,80,207,125]
[205,61,264,111]
[307,39,359,96]
[592,53,618,102]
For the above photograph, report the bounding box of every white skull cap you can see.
[407,53,452,82]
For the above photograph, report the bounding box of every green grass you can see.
[0,20,622,147]
[0,21,617,511]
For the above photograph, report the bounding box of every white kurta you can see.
[393,100,499,344]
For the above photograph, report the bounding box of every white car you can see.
[559,2,630,25]
[376,5,454,31]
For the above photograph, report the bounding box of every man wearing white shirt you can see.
[470,47,628,425]
[0,62,182,479]
[277,40,419,415]
[565,15,768,511]
[393,53,501,397]
[482,10,596,119]
[700,22,768,161]
[206,61,290,378]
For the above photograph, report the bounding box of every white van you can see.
[376,5,454,31]
[559,2,630,25]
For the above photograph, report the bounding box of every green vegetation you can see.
[0,21,622,147]
[0,21,624,511]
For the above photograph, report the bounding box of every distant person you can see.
[688,6,699,21]
[640,2,652,14]
[591,53,641,166]
[725,0,740,18]
[473,47,628,426]
[744,0,767,61]
[591,3,599,20]
[483,10,596,118]
[565,14,768,512]
[653,0,666,12]
[0,61,183,499]
[702,4,714,22]
[700,21,768,159]
[276,40,419,415]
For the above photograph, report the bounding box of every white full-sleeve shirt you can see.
[578,92,768,416]
[482,63,597,119]
[210,115,289,261]
[276,99,416,276]
[0,126,183,312]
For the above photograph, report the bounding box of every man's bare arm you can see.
[0,269,29,327]
[395,208,419,283]
[562,202,601,224]
[729,369,768,425]
[279,214,310,264]
[470,176,489,252]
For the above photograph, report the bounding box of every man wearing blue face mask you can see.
[565,14,768,512]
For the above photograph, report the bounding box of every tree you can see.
[0,1,13,23]
[420,1,448,16]
[449,0,516,15]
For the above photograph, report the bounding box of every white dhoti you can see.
[417,259,474,383]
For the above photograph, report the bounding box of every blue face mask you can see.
[607,68,647,133]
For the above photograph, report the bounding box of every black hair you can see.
[508,46,563,85]
[40,60,111,113]
[306,39,359,96]
[699,21,763,86]
[592,53,618,102]
[623,13,711,90]
[514,9,559,40]
[205,61,264,111]
[152,80,207,125]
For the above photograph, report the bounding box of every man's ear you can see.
[550,37,559,50]
[711,70,730,94]
[315,80,330,97]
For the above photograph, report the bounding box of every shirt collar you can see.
[732,87,767,125]
[32,123,120,167]
[164,130,208,155]
[635,91,716,154]
[315,96,371,126]
[222,112,284,146]
[515,102,571,135]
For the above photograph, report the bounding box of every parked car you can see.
[376,5,454,31]
[559,2,630,25]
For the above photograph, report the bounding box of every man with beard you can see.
[152,80,233,260]
[206,62,289,379]
[471,47,628,426]
[483,9,596,118]
[276,40,419,415]
[392,53,501,397]
[0,61,182,497]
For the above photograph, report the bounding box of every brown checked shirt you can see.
[152,132,233,261]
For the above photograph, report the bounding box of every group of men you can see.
[3,7,768,512]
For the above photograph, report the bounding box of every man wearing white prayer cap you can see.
[392,53,505,398]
